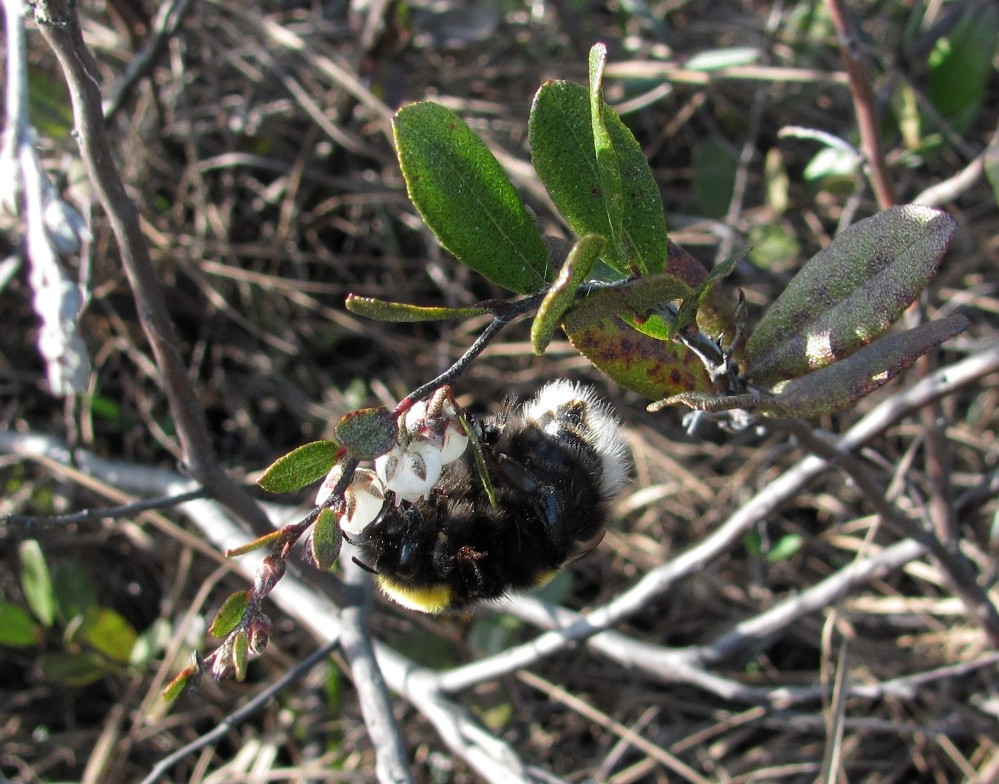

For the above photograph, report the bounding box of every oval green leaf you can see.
[394,101,549,294]
[745,205,957,386]
[529,80,666,277]
[335,408,398,461]
[308,507,343,571]
[210,590,250,638]
[928,4,999,133]
[564,314,713,399]
[39,652,107,686]
[258,440,340,494]
[0,601,43,647]
[232,630,249,682]
[53,560,98,623]
[77,606,138,664]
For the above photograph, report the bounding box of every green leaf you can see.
[658,315,969,418]
[588,44,624,271]
[761,314,969,418]
[19,540,56,628]
[345,295,489,322]
[670,251,742,340]
[39,652,107,686]
[928,4,999,133]
[76,607,138,664]
[232,630,250,682]
[162,666,196,702]
[686,46,761,71]
[802,145,861,193]
[209,591,250,638]
[53,560,99,623]
[562,273,693,335]
[0,602,43,647]
[529,81,666,277]
[334,408,398,461]
[745,205,957,386]
[394,101,549,294]
[766,534,804,564]
[257,440,340,494]
[531,233,605,355]
[309,508,343,571]
[28,68,74,138]
[564,314,713,399]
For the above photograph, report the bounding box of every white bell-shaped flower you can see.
[315,465,386,536]
[375,441,443,504]
[404,398,468,465]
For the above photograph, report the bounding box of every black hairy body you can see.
[348,404,613,613]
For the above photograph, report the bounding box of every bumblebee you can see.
[346,381,631,613]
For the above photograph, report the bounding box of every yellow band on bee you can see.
[378,576,454,614]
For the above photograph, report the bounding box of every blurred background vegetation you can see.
[1,0,997,782]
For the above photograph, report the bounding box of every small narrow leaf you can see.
[745,205,957,386]
[162,665,197,701]
[531,233,605,354]
[334,408,398,461]
[226,530,283,558]
[209,591,250,638]
[257,440,340,494]
[232,630,250,682]
[19,540,55,628]
[345,295,489,322]
[394,102,549,293]
[588,44,624,270]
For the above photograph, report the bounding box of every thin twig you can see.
[34,0,270,533]
[824,0,896,209]
[102,0,197,121]
[137,639,340,784]
[774,418,999,647]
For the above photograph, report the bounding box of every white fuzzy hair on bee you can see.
[521,380,631,501]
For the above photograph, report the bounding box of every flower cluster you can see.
[315,389,470,536]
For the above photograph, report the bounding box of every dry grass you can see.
[1,1,998,782]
